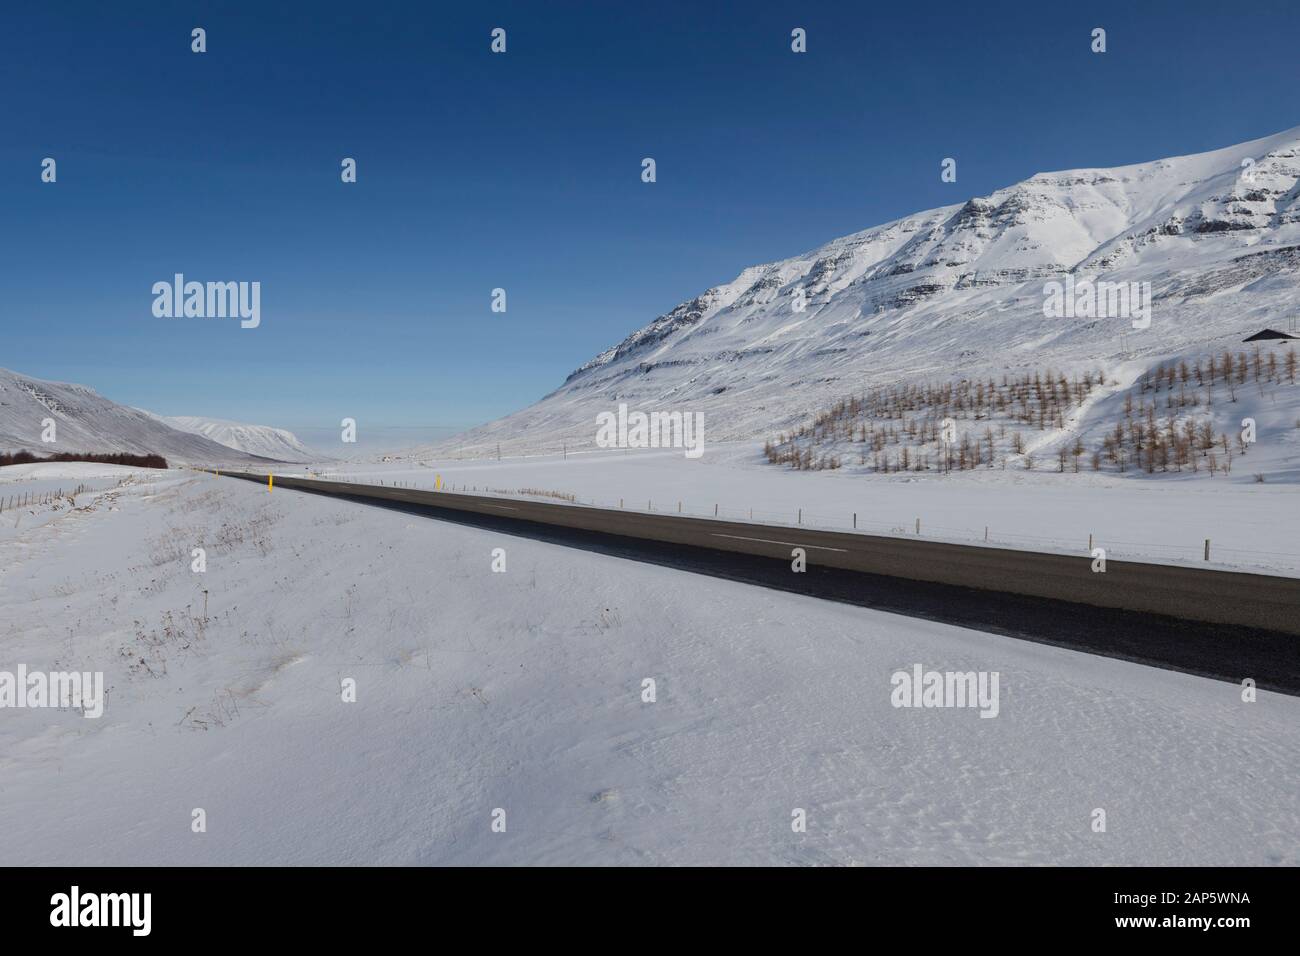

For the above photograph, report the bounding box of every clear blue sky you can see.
[2,0,1297,431]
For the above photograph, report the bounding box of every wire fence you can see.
[0,483,89,513]
[260,470,1300,575]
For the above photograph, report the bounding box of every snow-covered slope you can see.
[2,463,1295,865]
[430,125,1300,458]
[0,367,269,465]
[160,415,318,462]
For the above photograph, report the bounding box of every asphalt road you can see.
[223,471,1300,694]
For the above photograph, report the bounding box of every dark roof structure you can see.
[1242,328,1298,342]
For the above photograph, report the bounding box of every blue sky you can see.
[2,0,1298,433]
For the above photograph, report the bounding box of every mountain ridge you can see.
[151,414,318,462]
[0,367,279,465]
[429,123,1300,457]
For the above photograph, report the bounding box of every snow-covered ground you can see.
[0,463,1295,865]
[0,462,158,540]
[289,444,1300,576]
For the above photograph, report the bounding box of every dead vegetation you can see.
[764,346,1297,477]
[765,367,1105,473]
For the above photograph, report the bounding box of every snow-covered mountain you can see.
[0,367,273,465]
[428,125,1300,457]
[158,415,318,462]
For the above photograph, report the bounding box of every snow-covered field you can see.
[0,462,154,540]
[291,444,1300,576]
[1,462,1296,865]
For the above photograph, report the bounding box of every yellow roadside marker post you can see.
[268,474,273,493]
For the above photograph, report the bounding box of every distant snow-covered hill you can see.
[427,124,1300,459]
[160,415,318,462]
[0,367,271,465]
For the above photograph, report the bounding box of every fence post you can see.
[915,518,920,534]
[853,512,857,529]
[798,508,802,524]
[1204,539,1210,561]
